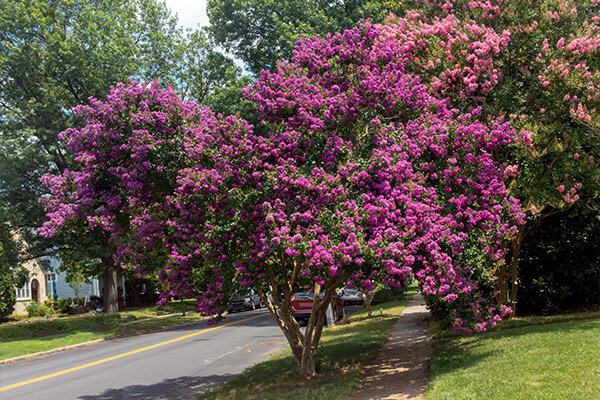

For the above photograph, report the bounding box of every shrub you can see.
[26,301,56,318]
[518,206,600,314]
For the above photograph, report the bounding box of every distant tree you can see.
[0,216,27,319]
[65,269,89,300]
[207,0,401,74]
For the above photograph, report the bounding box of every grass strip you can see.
[199,286,417,400]
[0,300,204,361]
[426,314,600,400]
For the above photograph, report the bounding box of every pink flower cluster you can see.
[380,12,510,104]
[381,0,600,230]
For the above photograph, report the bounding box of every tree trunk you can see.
[362,291,373,316]
[102,256,118,313]
[256,276,336,379]
[131,282,141,307]
[507,224,526,313]
[496,223,525,312]
[298,346,317,378]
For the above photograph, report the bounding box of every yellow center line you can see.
[0,312,268,392]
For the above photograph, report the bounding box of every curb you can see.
[0,315,206,365]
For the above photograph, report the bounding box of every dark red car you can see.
[290,292,344,326]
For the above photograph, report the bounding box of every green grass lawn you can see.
[0,331,112,360]
[199,286,416,400]
[0,300,203,360]
[426,312,600,400]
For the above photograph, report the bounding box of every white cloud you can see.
[163,0,209,30]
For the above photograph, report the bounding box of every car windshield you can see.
[295,292,324,299]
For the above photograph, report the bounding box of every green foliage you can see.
[207,0,401,74]
[518,204,600,314]
[0,313,121,340]
[0,216,27,320]
[64,268,90,299]
[54,297,89,314]
[0,273,18,320]
[25,301,57,318]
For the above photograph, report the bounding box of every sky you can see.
[163,0,209,30]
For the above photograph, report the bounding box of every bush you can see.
[518,206,600,314]
[55,298,72,314]
[26,301,56,318]
[55,297,90,314]
[0,274,17,320]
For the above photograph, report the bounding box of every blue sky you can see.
[164,0,209,29]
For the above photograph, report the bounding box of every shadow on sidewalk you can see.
[352,292,432,400]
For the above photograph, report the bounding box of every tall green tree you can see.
[176,28,255,118]
[207,0,401,74]
[0,214,27,319]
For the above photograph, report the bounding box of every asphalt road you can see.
[0,309,288,400]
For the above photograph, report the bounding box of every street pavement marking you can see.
[0,312,269,392]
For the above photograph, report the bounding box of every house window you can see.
[16,280,31,300]
[46,273,56,283]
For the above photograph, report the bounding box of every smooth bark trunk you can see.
[496,223,525,312]
[257,272,340,379]
[362,291,373,316]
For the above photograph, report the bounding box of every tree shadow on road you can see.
[78,374,237,400]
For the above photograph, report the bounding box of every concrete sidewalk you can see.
[352,292,432,400]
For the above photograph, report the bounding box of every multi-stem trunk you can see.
[508,224,526,312]
[257,268,340,379]
[102,255,119,313]
[496,223,526,312]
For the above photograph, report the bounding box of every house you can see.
[13,257,48,315]
[43,257,101,300]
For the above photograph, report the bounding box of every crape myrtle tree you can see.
[378,0,600,309]
[37,82,211,312]
[158,23,525,374]
[40,24,525,376]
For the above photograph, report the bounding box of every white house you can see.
[13,255,101,315]
[43,257,101,300]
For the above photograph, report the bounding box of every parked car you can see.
[338,287,364,306]
[227,290,262,313]
[290,292,344,326]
